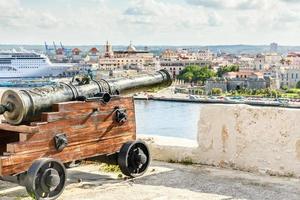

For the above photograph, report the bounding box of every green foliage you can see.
[211,88,222,95]
[281,85,288,90]
[228,88,283,97]
[177,65,216,84]
[217,65,239,77]
[99,163,121,173]
[296,81,300,89]
[167,157,194,165]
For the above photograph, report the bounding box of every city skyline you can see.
[1,0,300,45]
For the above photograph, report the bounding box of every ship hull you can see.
[0,67,71,78]
[0,52,75,79]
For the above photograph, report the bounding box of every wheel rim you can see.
[26,158,66,200]
[118,141,150,177]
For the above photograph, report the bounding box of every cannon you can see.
[0,70,172,200]
[0,70,171,125]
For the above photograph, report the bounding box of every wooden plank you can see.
[0,134,135,175]
[24,109,135,142]
[19,133,32,142]
[30,122,48,126]
[41,108,97,123]
[0,97,136,176]
[0,131,19,154]
[6,124,135,154]
[0,158,2,176]
[52,97,133,112]
[0,123,39,134]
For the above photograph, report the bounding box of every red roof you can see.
[90,47,99,53]
[287,52,300,57]
[72,48,81,53]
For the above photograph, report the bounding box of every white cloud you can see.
[0,0,59,29]
[122,0,223,28]
[0,0,300,45]
[186,0,263,9]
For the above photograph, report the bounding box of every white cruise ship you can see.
[0,51,74,78]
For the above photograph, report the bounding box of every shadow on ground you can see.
[0,161,299,200]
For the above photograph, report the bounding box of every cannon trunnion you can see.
[0,96,150,200]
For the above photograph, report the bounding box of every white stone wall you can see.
[141,104,300,177]
[197,104,300,177]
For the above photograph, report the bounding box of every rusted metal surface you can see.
[0,70,171,125]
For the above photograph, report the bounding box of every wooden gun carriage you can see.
[0,96,150,200]
[0,70,172,200]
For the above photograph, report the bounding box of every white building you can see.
[196,49,214,61]
[252,53,282,71]
[160,48,214,62]
[159,60,211,78]
[71,48,82,62]
[286,52,300,66]
[85,47,100,63]
[279,66,300,88]
[98,41,154,70]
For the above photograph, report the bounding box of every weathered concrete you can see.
[0,161,300,200]
[197,104,300,177]
[141,104,300,178]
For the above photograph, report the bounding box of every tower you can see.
[104,41,113,57]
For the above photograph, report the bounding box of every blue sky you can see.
[1,0,300,45]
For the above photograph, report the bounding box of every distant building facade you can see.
[279,66,300,88]
[160,60,212,78]
[98,41,154,70]
[71,48,81,62]
[85,47,100,63]
[205,77,271,93]
[223,71,264,79]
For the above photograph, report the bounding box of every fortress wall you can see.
[140,104,300,177]
[197,104,300,177]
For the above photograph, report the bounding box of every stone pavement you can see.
[0,161,299,200]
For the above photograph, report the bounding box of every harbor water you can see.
[134,100,201,140]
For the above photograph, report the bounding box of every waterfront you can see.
[135,100,201,140]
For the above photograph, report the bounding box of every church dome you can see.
[127,42,136,52]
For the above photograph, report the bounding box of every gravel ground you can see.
[0,161,299,200]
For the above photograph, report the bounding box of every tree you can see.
[211,88,222,95]
[182,71,193,82]
[177,65,216,84]
[296,81,300,89]
[217,65,239,77]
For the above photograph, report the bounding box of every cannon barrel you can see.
[0,70,172,125]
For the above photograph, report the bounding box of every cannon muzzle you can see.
[0,103,14,115]
[0,70,172,125]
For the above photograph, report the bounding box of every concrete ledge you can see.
[139,104,300,178]
[139,134,198,163]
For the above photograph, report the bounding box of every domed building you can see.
[126,41,137,52]
[85,47,99,63]
[99,41,154,71]
[72,48,82,62]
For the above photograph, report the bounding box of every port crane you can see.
[44,41,72,56]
